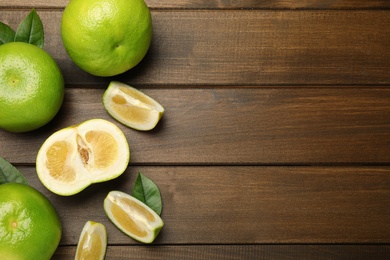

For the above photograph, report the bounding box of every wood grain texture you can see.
[1,88,390,165]
[53,245,390,259]
[54,245,264,259]
[1,1,389,258]
[2,0,390,9]
[0,10,389,86]
[18,166,390,245]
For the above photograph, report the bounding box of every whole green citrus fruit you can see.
[0,42,64,133]
[0,183,62,259]
[61,0,153,77]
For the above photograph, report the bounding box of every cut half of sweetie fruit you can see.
[104,190,164,244]
[36,119,130,196]
[103,81,164,131]
[75,221,107,260]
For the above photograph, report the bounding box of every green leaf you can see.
[132,172,162,215]
[0,157,29,185]
[14,9,44,48]
[0,22,16,45]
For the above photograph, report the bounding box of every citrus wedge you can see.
[36,119,130,196]
[104,190,164,243]
[75,221,107,260]
[103,81,164,131]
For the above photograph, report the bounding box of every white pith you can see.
[75,221,107,259]
[103,81,164,131]
[36,119,130,195]
[104,190,164,243]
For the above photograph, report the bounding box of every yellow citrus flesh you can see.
[75,221,107,260]
[0,42,64,132]
[104,190,164,243]
[61,0,152,77]
[103,81,164,131]
[0,183,62,260]
[46,140,76,183]
[85,130,118,169]
[36,119,130,196]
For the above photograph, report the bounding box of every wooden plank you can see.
[2,88,390,165]
[18,166,390,244]
[0,10,389,86]
[53,245,390,259]
[54,245,264,259]
[2,0,390,10]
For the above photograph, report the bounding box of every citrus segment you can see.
[75,221,107,260]
[103,81,164,131]
[85,130,118,169]
[46,140,76,182]
[0,183,62,260]
[36,119,130,196]
[104,190,164,243]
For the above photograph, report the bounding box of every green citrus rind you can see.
[104,190,164,244]
[0,42,64,133]
[61,0,152,77]
[0,183,62,260]
[36,119,130,196]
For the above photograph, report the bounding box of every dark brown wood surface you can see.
[2,0,390,9]
[2,88,390,165]
[1,0,390,259]
[2,10,390,86]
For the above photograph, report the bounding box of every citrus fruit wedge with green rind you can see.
[61,0,152,77]
[0,42,64,133]
[36,119,130,196]
[75,221,107,260]
[0,183,62,260]
[103,81,164,131]
[104,190,164,244]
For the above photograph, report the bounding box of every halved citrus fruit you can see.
[104,190,164,243]
[103,81,164,131]
[36,119,130,196]
[75,221,107,260]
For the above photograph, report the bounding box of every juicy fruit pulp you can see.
[0,183,62,260]
[36,119,130,196]
[75,221,107,260]
[103,81,164,131]
[104,190,164,243]
[61,0,153,77]
[0,42,64,132]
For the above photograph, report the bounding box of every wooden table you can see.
[1,1,390,259]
